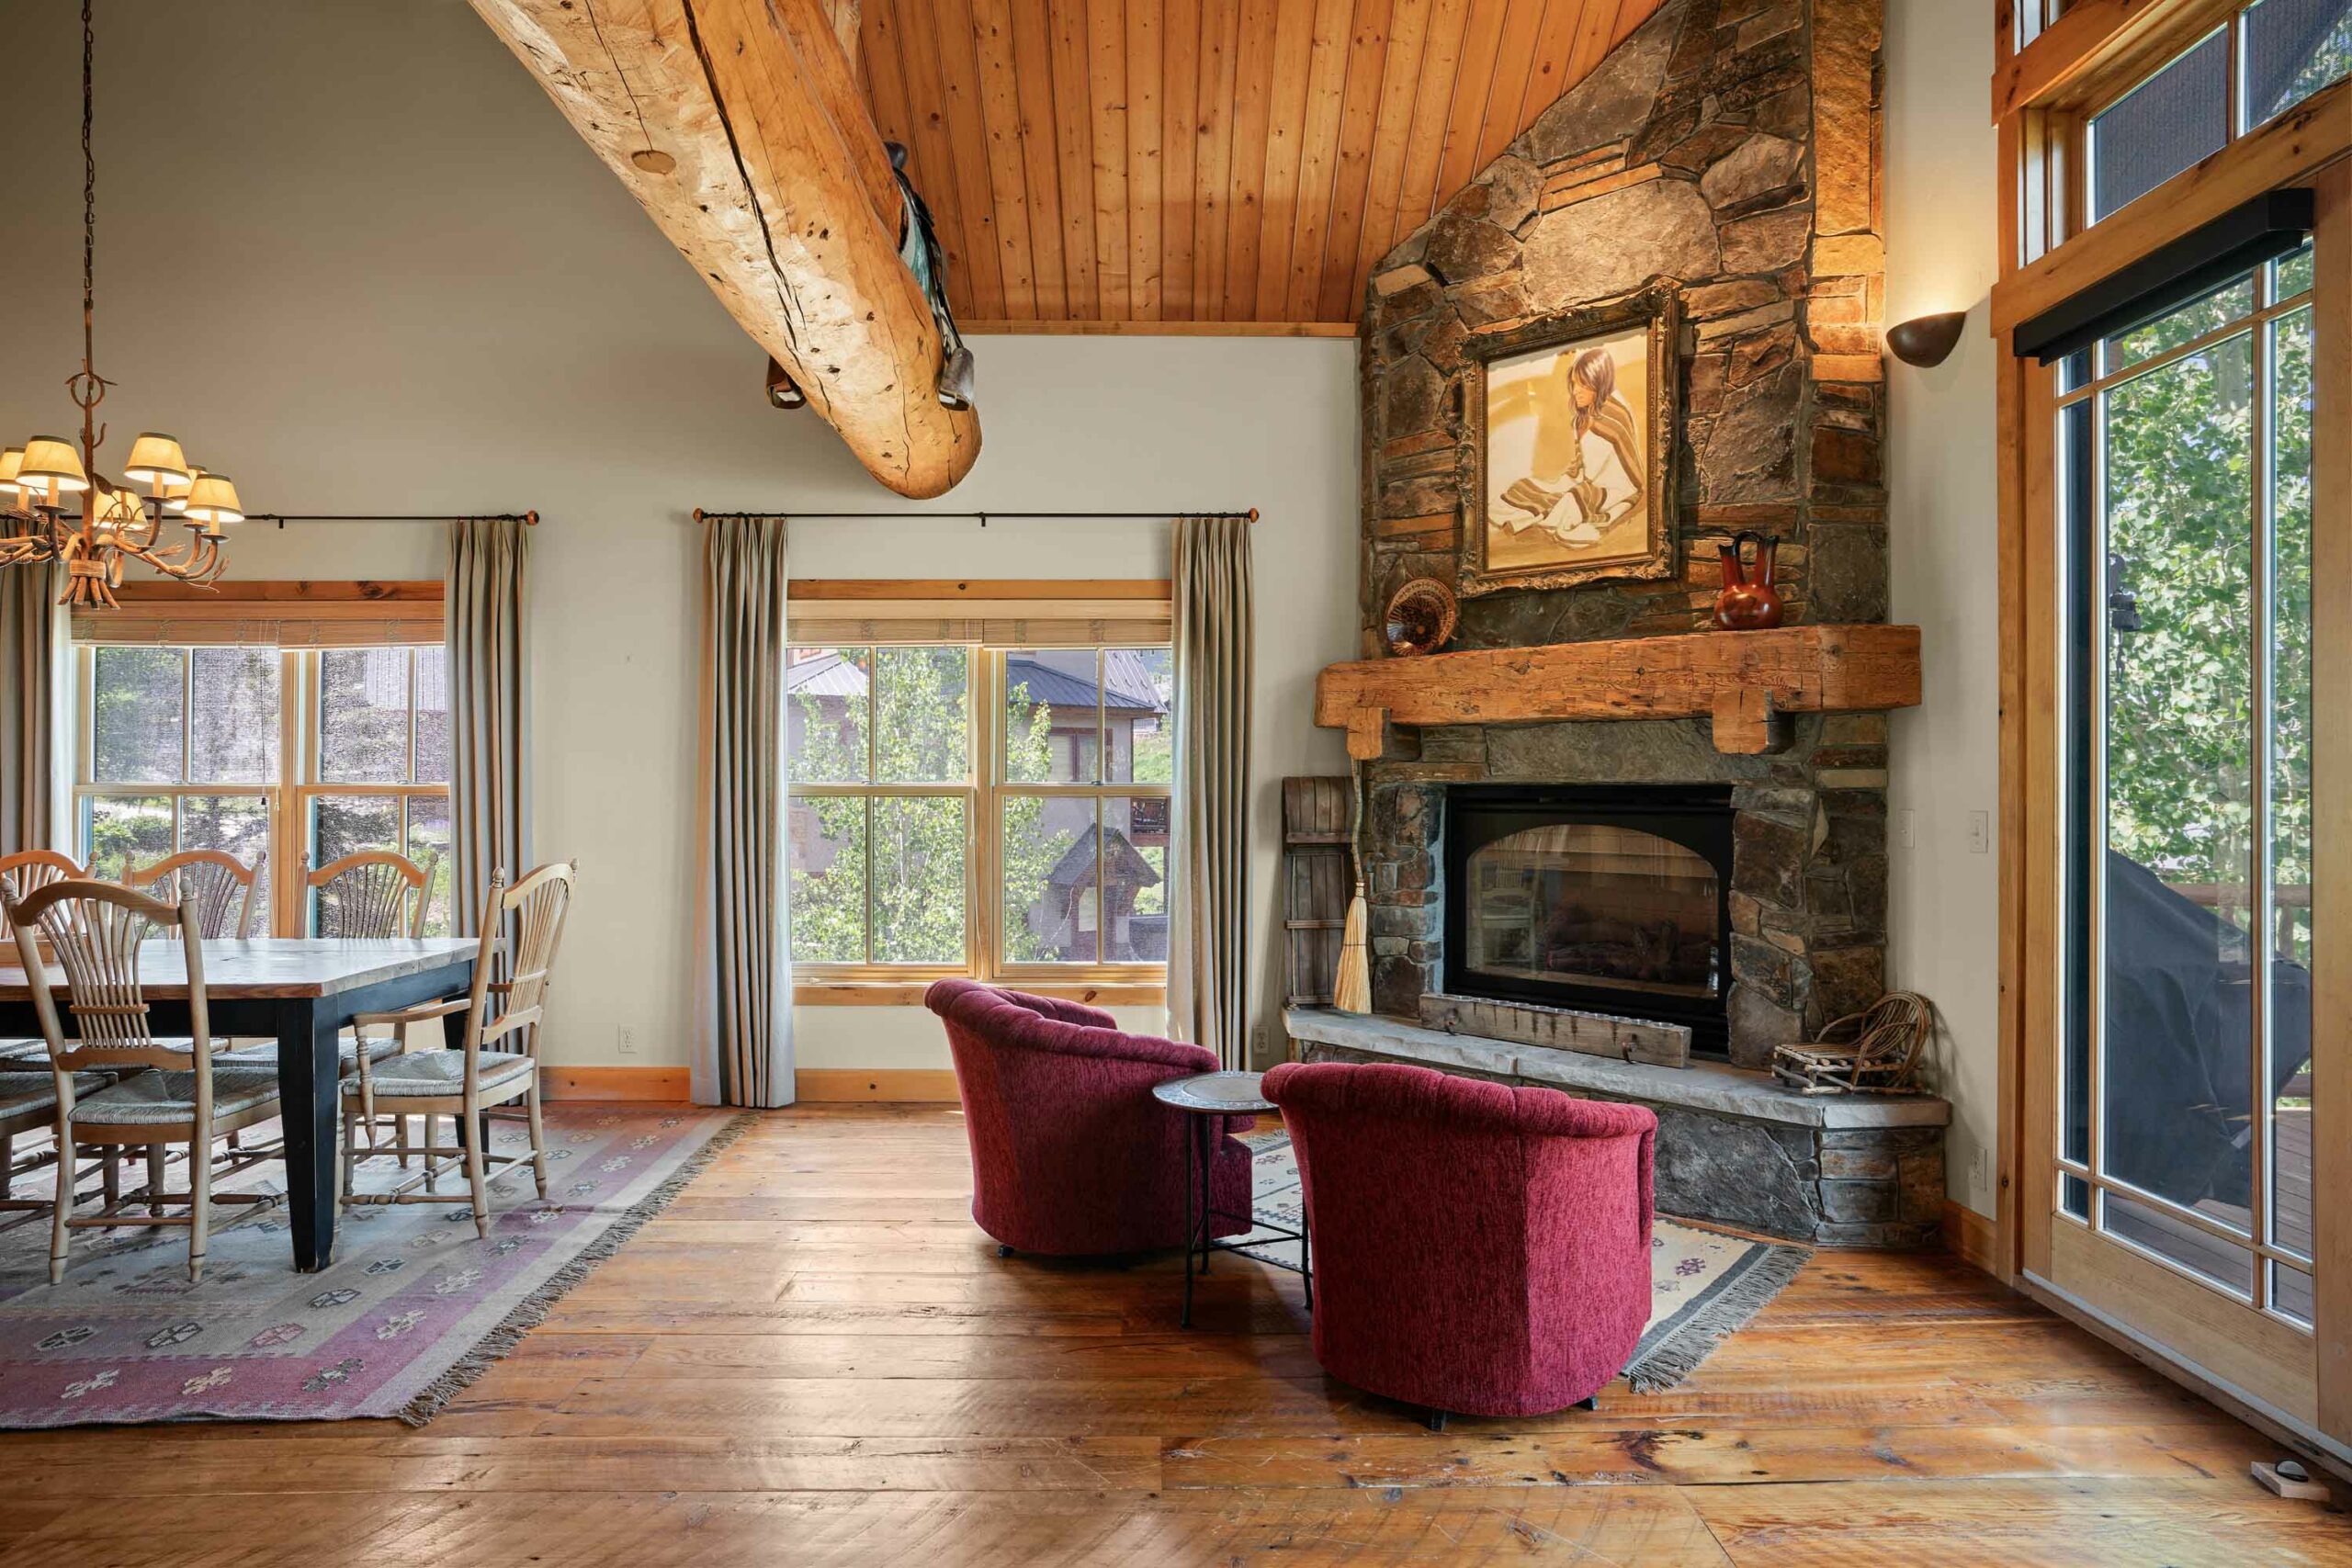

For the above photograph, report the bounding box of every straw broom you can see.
[1333,758,1372,1013]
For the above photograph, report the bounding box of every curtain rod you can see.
[691,508,1258,525]
[244,511,539,529]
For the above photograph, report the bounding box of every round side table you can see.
[1152,1070,1310,1328]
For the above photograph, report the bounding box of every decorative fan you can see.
[1383,577,1459,658]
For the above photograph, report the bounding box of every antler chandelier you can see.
[0,0,241,610]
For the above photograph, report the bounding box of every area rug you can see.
[1232,1130,1809,1393]
[0,1103,749,1429]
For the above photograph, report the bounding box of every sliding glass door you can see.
[2047,247,2321,1414]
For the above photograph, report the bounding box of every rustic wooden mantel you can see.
[1315,624,1923,758]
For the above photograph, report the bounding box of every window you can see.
[2084,2,2352,225]
[75,643,452,935]
[2088,28,2232,223]
[786,642,1175,981]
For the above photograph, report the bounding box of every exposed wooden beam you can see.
[469,0,981,497]
[956,316,1355,335]
[822,0,863,68]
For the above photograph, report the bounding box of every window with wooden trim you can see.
[72,586,452,935]
[2055,2,2352,229]
[784,639,1176,986]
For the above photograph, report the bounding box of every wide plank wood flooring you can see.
[2,1103,2348,1565]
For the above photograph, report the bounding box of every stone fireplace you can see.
[1284,0,1951,1247]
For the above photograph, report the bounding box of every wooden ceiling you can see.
[861,0,1668,332]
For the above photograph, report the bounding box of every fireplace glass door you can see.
[1444,785,1734,1051]
[1464,825,1722,998]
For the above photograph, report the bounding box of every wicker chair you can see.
[1,877,283,1282]
[340,862,573,1238]
[123,849,265,940]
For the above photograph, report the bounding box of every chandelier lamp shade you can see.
[1,0,242,609]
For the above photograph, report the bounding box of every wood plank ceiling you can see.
[862,0,1668,332]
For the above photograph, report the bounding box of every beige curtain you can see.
[1168,514,1254,1069]
[693,516,793,1108]
[0,542,60,855]
[447,517,532,936]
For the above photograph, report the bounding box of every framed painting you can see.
[1460,280,1680,596]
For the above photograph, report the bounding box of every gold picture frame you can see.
[1459,279,1681,597]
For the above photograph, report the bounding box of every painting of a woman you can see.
[1493,345,1646,550]
[1461,282,1678,595]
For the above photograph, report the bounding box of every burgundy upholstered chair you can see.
[1262,1060,1657,1426]
[925,978,1255,1257]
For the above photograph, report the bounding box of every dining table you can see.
[0,937,484,1273]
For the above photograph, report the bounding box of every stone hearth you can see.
[1287,1008,1949,1247]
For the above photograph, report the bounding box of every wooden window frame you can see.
[1994,0,2352,1456]
[785,581,1173,1008]
[286,647,452,938]
[71,584,451,939]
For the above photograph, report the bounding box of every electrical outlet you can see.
[1968,1147,1991,1202]
[616,1026,638,1056]
[1251,1024,1268,1063]
[1968,809,1990,854]
[1897,808,1916,849]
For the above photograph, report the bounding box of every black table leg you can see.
[1181,1113,1197,1329]
[1197,1117,1214,1277]
[272,998,339,1272]
[1302,1201,1313,1313]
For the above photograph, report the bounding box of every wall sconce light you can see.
[1886,310,1968,368]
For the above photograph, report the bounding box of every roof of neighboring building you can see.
[785,649,869,697]
[1046,828,1161,889]
[785,649,1169,715]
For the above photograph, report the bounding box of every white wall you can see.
[1883,0,2004,1215]
[0,0,1357,1077]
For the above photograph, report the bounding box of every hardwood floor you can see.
[3,1103,2348,1565]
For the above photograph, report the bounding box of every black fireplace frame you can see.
[1441,784,1736,1056]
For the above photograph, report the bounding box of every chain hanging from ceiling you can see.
[0,0,243,609]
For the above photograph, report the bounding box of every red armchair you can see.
[1262,1060,1657,1424]
[925,979,1255,1257]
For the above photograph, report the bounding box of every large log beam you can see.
[470,0,979,497]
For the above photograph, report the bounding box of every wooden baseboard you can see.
[1941,1198,2000,1275]
[541,1066,690,1101]
[794,1068,961,1102]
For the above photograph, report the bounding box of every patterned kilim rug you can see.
[1232,1130,1810,1393]
[0,1102,748,1428]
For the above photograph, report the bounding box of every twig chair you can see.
[1,878,283,1282]
[301,849,441,1164]
[1770,992,1935,1096]
[0,852,85,1067]
[340,862,574,1238]
[123,849,265,941]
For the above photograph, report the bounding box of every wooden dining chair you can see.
[123,849,265,941]
[301,848,441,1163]
[0,852,85,1068]
[305,848,440,941]
[340,862,575,1238]
[0,1067,114,1233]
[1,878,284,1282]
